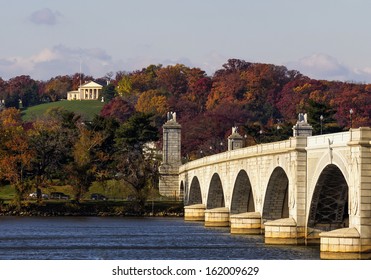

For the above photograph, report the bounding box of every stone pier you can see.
[230,212,262,234]
[204,207,230,227]
[320,228,371,260]
[264,218,305,245]
[184,204,206,221]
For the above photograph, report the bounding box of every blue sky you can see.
[1,0,371,82]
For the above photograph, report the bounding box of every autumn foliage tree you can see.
[135,89,169,117]
[156,64,188,97]
[0,108,34,208]
[43,75,72,102]
[100,97,135,123]
[28,116,75,199]
[114,113,159,212]
[68,124,106,201]
[4,76,39,108]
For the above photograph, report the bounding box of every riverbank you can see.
[0,200,184,217]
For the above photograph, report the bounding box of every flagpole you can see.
[79,57,82,89]
[79,56,82,99]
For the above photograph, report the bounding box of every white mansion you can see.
[67,81,103,101]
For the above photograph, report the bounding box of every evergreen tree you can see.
[305,99,343,134]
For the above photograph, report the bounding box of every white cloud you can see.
[287,53,349,80]
[0,45,114,80]
[118,54,228,76]
[115,55,205,74]
[3,47,371,84]
[200,51,228,75]
[29,8,62,26]
[287,53,371,83]
[351,67,371,83]
[31,48,59,63]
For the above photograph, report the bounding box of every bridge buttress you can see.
[263,136,308,245]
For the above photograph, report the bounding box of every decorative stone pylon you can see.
[292,113,313,137]
[228,126,244,151]
[159,112,182,200]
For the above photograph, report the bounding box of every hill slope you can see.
[22,100,105,121]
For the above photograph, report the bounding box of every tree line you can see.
[0,107,159,210]
[0,59,370,207]
[100,59,370,157]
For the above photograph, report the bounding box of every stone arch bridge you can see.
[174,128,371,259]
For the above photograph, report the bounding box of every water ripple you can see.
[0,216,320,260]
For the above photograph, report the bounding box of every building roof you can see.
[80,81,103,89]
[68,90,80,94]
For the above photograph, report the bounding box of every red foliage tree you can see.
[100,97,135,123]
[156,64,188,97]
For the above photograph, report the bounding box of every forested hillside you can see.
[1,59,370,158]
[1,59,370,205]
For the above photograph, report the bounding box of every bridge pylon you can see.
[159,112,182,200]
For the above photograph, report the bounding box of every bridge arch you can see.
[311,150,350,191]
[262,167,289,221]
[230,170,255,214]
[188,176,202,205]
[308,164,349,231]
[206,173,225,209]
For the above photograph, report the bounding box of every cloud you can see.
[351,67,371,83]
[50,44,112,62]
[29,8,62,26]
[116,56,196,73]
[0,45,114,80]
[286,53,371,83]
[0,58,16,66]
[287,53,350,80]
[200,51,228,75]
[0,48,219,81]
[3,47,371,84]
[120,52,227,75]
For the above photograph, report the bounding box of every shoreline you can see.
[0,200,184,217]
[0,211,184,217]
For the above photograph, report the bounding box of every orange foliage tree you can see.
[67,124,106,201]
[135,89,169,117]
[0,108,34,208]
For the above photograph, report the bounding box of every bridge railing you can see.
[180,129,370,172]
[180,137,305,172]
[307,131,350,148]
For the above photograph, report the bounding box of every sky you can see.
[1,0,371,82]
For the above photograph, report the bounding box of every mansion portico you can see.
[67,81,103,101]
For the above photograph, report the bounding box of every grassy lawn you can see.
[0,198,183,216]
[0,180,162,202]
[22,100,105,121]
[0,185,16,201]
[0,181,183,215]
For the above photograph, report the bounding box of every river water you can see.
[0,216,320,260]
